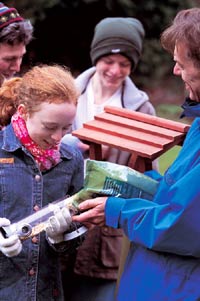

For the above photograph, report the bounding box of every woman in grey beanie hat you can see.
[61,16,156,301]
[90,17,145,70]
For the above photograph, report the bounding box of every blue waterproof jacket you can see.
[0,124,84,301]
[106,117,200,301]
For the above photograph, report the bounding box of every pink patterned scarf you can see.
[11,112,61,171]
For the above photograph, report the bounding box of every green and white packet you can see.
[72,160,159,207]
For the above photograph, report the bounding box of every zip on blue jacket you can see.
[105,116,200,301]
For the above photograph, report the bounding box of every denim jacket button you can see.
[29,268,35,276]
[33,205,40,211]
[35,175,41,182]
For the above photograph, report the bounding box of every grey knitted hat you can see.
[90,17,145,70]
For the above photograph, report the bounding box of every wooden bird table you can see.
[72,105,190,172]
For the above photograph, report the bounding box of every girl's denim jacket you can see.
[0,124,84,301]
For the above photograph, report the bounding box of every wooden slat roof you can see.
[72,106,190,160]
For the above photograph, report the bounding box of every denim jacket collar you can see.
[2,124,22,152]
[2,124,73,160]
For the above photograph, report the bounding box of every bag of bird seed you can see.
[72,160,159,207]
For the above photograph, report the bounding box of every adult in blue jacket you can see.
[73,8,200,301]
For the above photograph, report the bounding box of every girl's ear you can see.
[17,104,28,120]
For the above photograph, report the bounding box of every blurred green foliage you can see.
[159,145,181,174]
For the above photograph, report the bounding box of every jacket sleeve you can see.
[68,148,84,195]
[144,169,164,182]
[105,163,200,257]
[138,101,156,116]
